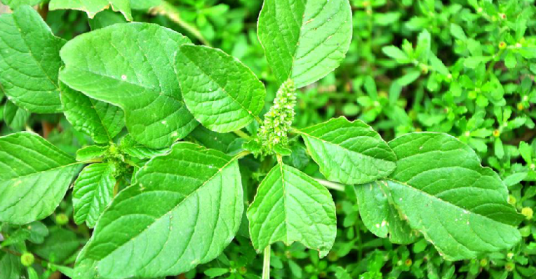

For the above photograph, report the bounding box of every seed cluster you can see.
[258,79,296,155]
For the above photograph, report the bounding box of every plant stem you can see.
[314,178,345,192]
[113,180,120,197]
[262,245,271,279]
[151,1,210,46]
[234,130,251,140]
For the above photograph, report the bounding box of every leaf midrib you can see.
[385,178,516,227]
[89,154,238,265]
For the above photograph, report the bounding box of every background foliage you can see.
[1,0,536,278]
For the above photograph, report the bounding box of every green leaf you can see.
[0,132,82,225]
[119,134,169,160]
[75,142,243,278]
[299,117,396,184]
[49,0,132,21]
[88,9,128,30]
[0,252,22,279]
[0,6,65,113]
[59,23,198,149]
[76,145,108,162]
[130,0,161,10]
[247,163,336,257]
[3,100,30,130]
[188,125,239,153]
[382,46,409,62]
[73,163,116,228]
[450,23,467,41]
[384,133,523,260]
[505,52,517,69]
[257,0,352,88]
[355,181,417,244]
[31,227,79,264]
[60,83,124,144]
[0,0,43,9]
[176,45,265,132]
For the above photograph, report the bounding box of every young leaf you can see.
[176,45,265,132]
[75,143,243,278]
[257,0,352,88]
[73,163,116,228]
[0,6,66,113]
[59,23,198,149]
[60,83,124,144]
[76,145,108,162]
[49,0,132,21]
[298,117,397,185]
[247,163,336,257]
[355,181,417,244]
[385,133,523,260]
[3,100,30,130]
[0,132,82,225]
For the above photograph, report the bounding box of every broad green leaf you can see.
[0,0,43,9]
[60,83,124,144]
[3,100,30,130]
[257,0,352,88]
[49,0,132,21]
[247,163,336,257]
[0,252,22,279]
[59,23,198,149]
[385,133,523,260]
[354,181,417,244]
[176,45,265,132]
[0,6,65,113]
[0,132,82,224]
[75,142,243,278]
[73,163,116,228]
[299,117,397,185]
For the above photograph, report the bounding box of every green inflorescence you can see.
[254,79,297,156]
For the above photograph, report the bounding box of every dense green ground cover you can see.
[1,0,536,278]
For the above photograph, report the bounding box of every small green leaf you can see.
[88,9,128,30]
[60,83,124,144]
[257,0,352,88]
[0,6,65,113]
[49,0,132,21]
[75,143,243,278]
[450,23,467,41]
[505,52,517,69]
[382,46,409,62]
[0,132,82,225]
[176,45,265,132]
[299,117,396,185]
[60,23,198,149]
[76,145,108,162]
[3,100,30,130]
[247,163,336,257]
[355,181,417,244]
[0,252,22,279]
[73,163,116,228]
[384,133,523,260]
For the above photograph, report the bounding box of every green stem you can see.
[262,245,271,279]
[314,178,345,192]
[234,130,251,140]
[152,1,211,46]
